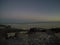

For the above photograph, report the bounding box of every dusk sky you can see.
[0,0,60,23]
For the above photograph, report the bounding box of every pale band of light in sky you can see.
[0,0,60,23]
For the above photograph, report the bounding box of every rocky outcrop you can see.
[0,25,60,45]
[50,28,60,33]
[28,28,46,34]
[28,28,60,45]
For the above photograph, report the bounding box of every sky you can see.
[0,0,60,23]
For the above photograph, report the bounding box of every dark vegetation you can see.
[0,25,60,45]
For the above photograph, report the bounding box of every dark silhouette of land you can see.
[49,28,60,33]
[0,25,60,45]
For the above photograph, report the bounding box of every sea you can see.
[3,22,60,29]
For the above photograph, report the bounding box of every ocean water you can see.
[4,22,60,29]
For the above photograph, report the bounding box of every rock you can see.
[50,28,60,33]
[28,31,60,45]
[28,28,46,34]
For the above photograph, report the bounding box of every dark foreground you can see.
[0,25,60,45]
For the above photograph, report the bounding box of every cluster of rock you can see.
[28,28,60,45]
[0,25,60,45]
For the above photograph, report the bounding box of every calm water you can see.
[4,22,60,29]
